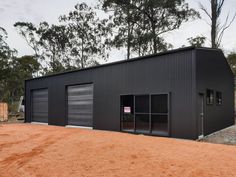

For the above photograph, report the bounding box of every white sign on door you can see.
[124,107,131,113]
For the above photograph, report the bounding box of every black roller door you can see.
[67,84,93,127]
[32,89,48,123]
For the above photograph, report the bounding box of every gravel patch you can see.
[201,125,236,145]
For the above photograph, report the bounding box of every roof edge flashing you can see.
[26,46,221,82]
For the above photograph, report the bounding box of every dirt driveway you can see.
[1,124,236,177]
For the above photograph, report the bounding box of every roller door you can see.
[32,89,48,123]
[67,84,93,127]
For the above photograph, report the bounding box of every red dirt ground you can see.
[0,124,236,177]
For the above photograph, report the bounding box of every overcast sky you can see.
[0,0,236,62]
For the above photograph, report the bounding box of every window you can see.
[206,89,214,105]
[216,91,222,105]
[151,94,168,135]
[121,94,169,136]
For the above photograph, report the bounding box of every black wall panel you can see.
[196,49,235,136]
[25,47,234,139]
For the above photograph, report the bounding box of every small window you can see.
[206,89,214,105]
[216,92,222,105]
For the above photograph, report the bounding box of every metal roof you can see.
[26,46,223,81]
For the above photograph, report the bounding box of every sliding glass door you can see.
[121,94,169,136]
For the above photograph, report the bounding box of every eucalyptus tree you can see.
[59,3,112,68]
[14,22,45,75]
[6,56,40,104]
[14,22,40,57]
[100,0,142,59]
[0,27,17,102]
[37,22,71,73]
[227,52,236,75]
[100,0,199,57]
[14,22,73,74]
[0,27,10,102]
[200,0,236,48]
[187,36,206,47]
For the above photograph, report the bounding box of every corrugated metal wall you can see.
[25,48,197,139]
[196,49,235,136]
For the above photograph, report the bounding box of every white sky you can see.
[0,0,236,63]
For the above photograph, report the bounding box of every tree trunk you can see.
[152,25,157,54]
[127,3,131,60]
[211,0,217,48]
[150,8,157,54]
[52,46,56,72]
[81,38,84,69]
[138,37,141,57]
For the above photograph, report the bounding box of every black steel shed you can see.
[25,47,235,139]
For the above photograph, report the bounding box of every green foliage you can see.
[0,55,40,103]
[59,3,111,68]
[227,52,236,76]
[187,36,206,47]
[1,27,40,104]
[100,0,200,58]
[14,22,69,74]
[0,27,17,102]
[13,22,39,55]
[14,3,111,73]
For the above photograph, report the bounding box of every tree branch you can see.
[217,12,236,45]
[199,2,212,20]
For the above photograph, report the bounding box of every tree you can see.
[1,55,40,104]
[187,36,206,47]
[14,22,74,74]
[60,3,111,68]
[100,0,199,58]
[0,27,17,102]
[14,22,46,75]
[0,27,40,107]
[14,22,40,57]
[15,3,111,72]
[5,56,40,103]
[37,22,71,73]
[100,0,141,59]
[227,52,236,75]
[200,0,236,48]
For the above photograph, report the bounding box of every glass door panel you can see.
[151,94,169,136]
[135,95,150,133]
[121,95,134,132]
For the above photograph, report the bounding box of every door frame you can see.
[120,93,171,136]
[198,93,204,139]
[66,83,94,128]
